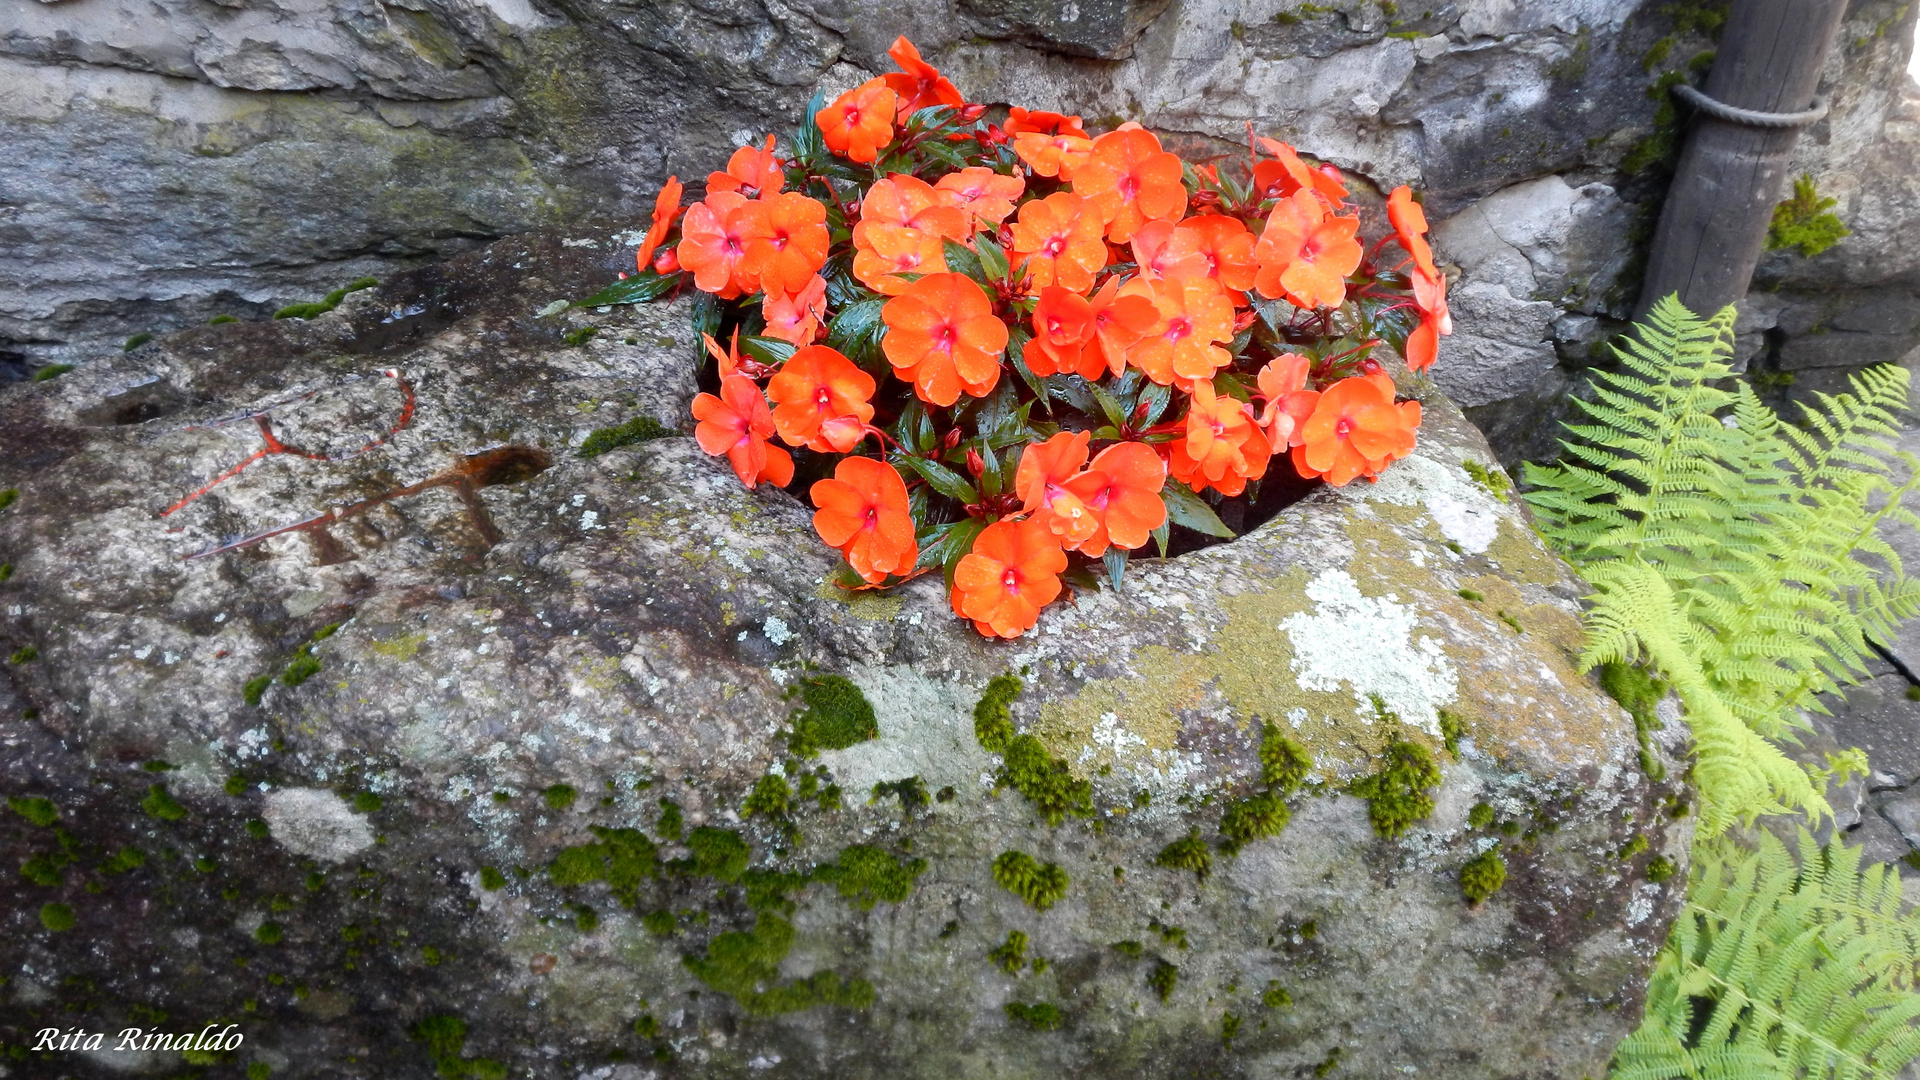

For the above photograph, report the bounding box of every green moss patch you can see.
[992,850,1070,911]
[579,414,674,457]
[669,827,750,883]
[1259,723,1312,793]
[8,796,57,827]
[273,277,378,320]
[1004,1001,1063,1030]
[1148,960,1178,1002]
[999,735,1093,825]
[1154,829,1213,883]
[989,930,1029,974]
[681,914,875,1016]
[973,673,1023,752]
[409,1015,508,1080]
[1219,792,1290,854]
[548,826,658,906]
[1459,849,1507,904]
[541,784,578,811]
[141,784,187,821]
[1348,740,1440,839]
[1767,174,1849,257]
[40,902,75,932]
[787,674,879,756]
[815,844,926,910]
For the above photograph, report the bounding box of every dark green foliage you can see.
[992,850,1069,910]
[351,791,382,813]
[656,799,684,840]
[989,930,1029,974]
[225,773,250,796]
[672,827,750,883]
[141,759,176,772]
[1347,740,1440,839]
[1149,918,1189,949]
[8,796,57,827]
[9,645,37,664]
[642,910,677,936]
[142,784,187,821]
[0,563,11,583]
[1259,722,1312,792]
[208,315,238,324]
[124,332,153,351]
[681,914,875,1016]
[742,775,793,819]
[742,868,816,915]
[1154,829,1213,882]
[193,856,217,873]
[573,905,599,932]
[562,326,600,346]
[242,674,273,706]
[273,277,377,320]
[1148,960,1178,1002]
[787,674,879,756]
[479,866,507,891]
[1222,1012,1241,1043]
[409,1015,508,1080]
[1618,834,1650,859]
[1112,939,1144,958]
[634,1014,659,1038]
[974,673,1023,752]
[31,364,73,382]
[1262,981,1293,1008]
[1219,791,1290,854]
[0,489,15,512]
[541,784,577,811]
[815,844,926,910]
[1459,849,1507,904]
[1004,1001,1063,1030]
[40,903,74,932]
[548,826,659,906]
[1457,588,1484,601]
[999,735,1093,825]
[1646,855,1676,882]
[242,815,272,836]
[1468,802,1496,830]
[1766,174,1849,258]
[100,847,145,875]
[579,414,674,457]
[870,775,928,811]
[255,922,283,944]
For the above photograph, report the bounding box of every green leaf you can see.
[1212,371,1254,403]
[1138,382,1173,427]
[1008,332,1050,411]
[918,139,970,171]
[793,90,827,165]
[1151,521,1170,558]
[578,270,682,307]
[976,233,1011,281]
[943,239,985,284]
[1103,549,1127,592]
[979,443,1004,498]
[1162,478,1235,538]
[1088,381,1127,429]
[1049,375,1101,417]
[827,298,889,372]
[937,518,988,589]
[894,454,980,505]
[739,335,797,368]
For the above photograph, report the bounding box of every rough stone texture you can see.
[0,233,1690,1078]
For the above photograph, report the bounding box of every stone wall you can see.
[5,0,1916,459]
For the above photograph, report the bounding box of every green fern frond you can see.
[1611,831,1920,1080]
[1524,295,1919,830]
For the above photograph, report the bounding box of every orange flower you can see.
[934,167,1025,229]
[1181,214,1257,294]
[703,329,745,379]
[1063,441,1167,556]
[1008,192,1107,293]
[692,374,793,489]
[852,225,951,296]
[817,79,897,164]
[881,272,1009,406]
[1012,131,1094,180]
[767,344,876,452]
[882,36,965,119]
[741,191,829,298]
[762,273,828,345]
[1405,266,1451,373]
[1386,186,1436,279]
[1004,107,1086,138]
[1252,138,1349,205]
[1121,275,1235,386]
[859,174,970,236]
[951,518,1067,639]
[1080,276,1165,378]
[1252,190,1361,310]
[677,191,762,299]
[635,176,684,273]
[1291,375,1421,487]
[1015,432,1100,547]
[1166,379,1270,497]
[810,456,918,584]
[1021,285,1096,378]
[1074,126,1187,243]
[1253,353,1321,452]
[707,136,784,199]
[1130,219,1210,282]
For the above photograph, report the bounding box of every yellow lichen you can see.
[369,631,427,661]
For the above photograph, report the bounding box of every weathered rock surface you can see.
[0,233,1689,1078]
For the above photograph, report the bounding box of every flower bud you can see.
[965,447,985,478]
[653,248,681,274]
[1233,308,1257,332]
[943,427,963,450]
[958,103,988,123]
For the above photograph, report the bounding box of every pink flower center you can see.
[1335,417,1353,438]
[1164,316,1193,344]
[1043,236,1067,257]
[1001,568,1020,590]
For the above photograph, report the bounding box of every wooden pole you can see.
[1634,0,1848,317]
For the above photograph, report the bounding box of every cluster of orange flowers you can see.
[618,37,1451,639]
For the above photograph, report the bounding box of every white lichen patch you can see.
[261,788,375,863]
[815,666,996,797]
[1280,569,1458,736]
[1426,492,1500,554]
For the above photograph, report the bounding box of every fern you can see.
[1523,296,1920,832]
[1611,831,1920,1080]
